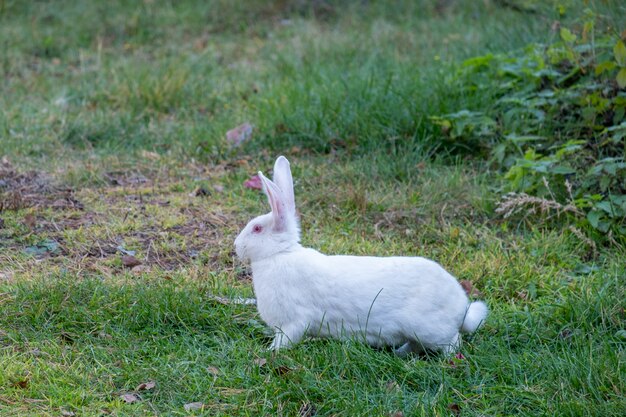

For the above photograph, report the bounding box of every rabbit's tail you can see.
[461,301,488,333]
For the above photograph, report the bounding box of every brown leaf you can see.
[243,174,262,190]
[233,158,250,167]
[448,352,466,368]
[447,403,461,416]
[122,255,142,268]
[226,122,254,147]
[459,280,483,297]
[24,213,36,229]
[136,381,156,391]
[183,402,205,411]
[120,393,139,403]
[459,280,473,295]
[13,379,29,389]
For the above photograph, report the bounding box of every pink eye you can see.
[252,224,263,234]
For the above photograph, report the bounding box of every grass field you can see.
[1,1,625,416]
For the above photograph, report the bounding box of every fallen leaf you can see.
[184,402,205,411]
[459,280,473,295]
[389,412,404,417]
[226,122,254,147]
[13,379,29,389]
[120,393,139,404]
[459,280,483,297]
[206,366,220,376]
[60,409,76,417]
[24,213,36,229]
[447,403,461,416]
[448,352,465,368]
[122,255,142,268]
[243,174,262,190]
[213,184,224,193]
[136,381,156,391]
[233,158,250,167]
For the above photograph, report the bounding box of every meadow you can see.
[1,1,624,415]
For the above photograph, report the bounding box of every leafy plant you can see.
[432,14,626,241]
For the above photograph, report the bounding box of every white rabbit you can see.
[234,156,488,355]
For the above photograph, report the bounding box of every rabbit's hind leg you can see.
[269,323,305,351]
[440,332,461,356]
[393,340,425,357]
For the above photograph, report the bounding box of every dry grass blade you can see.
[495,192,582,219]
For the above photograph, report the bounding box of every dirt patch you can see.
[0,159,82,211]
[1,161,241,272]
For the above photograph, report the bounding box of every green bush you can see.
[432,12,626,241]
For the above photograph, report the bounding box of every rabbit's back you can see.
[252,249,469,348]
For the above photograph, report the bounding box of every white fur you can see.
[234,156,488,355]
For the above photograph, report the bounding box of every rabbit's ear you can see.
[259,171,288,231]
[272,156,295,215]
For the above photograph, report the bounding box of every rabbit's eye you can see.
[252,224,263,234]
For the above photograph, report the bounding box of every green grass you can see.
[1,1,625,416]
